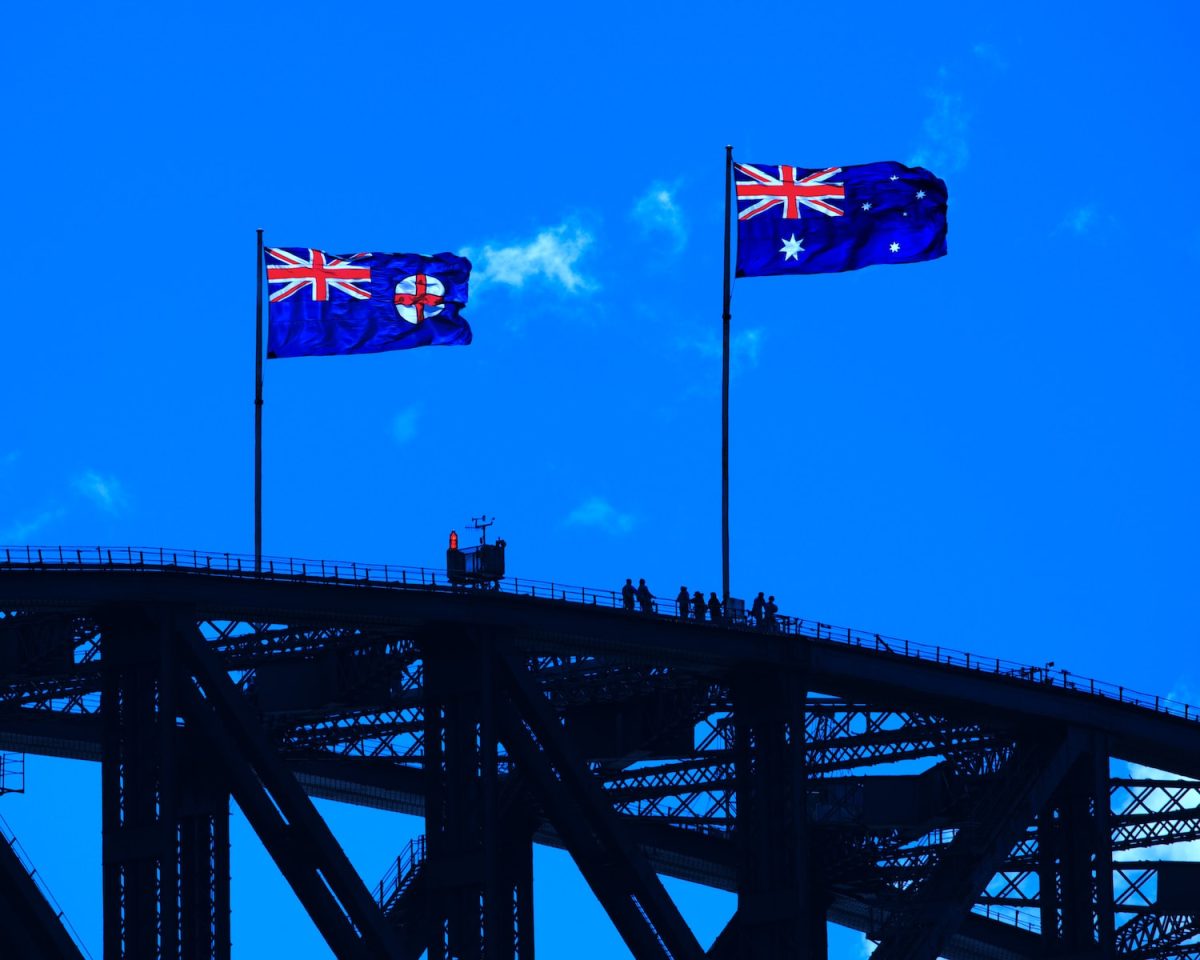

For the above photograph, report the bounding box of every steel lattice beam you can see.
[871,731,1086,960]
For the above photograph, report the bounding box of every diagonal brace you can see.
[0,825,85,960]
[872,730,1086,960]
[495,652,704,960]
[176,626,404,960]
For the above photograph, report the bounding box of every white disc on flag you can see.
[394,274,446,324]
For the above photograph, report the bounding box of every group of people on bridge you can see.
[620,579,779,630]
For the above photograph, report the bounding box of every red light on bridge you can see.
[449,531,458,550]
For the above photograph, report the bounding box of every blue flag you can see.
[734,160,947,277]
[265,247,472,359]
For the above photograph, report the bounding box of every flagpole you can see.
[722,145,733,606]
[255,228,264,574]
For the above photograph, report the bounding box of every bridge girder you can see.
[1,564,1199,959]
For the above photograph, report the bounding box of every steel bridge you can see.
[0,545,1198,960]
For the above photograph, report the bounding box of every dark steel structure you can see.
[1,545,1199,959]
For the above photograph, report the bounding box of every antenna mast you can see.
[469,515,495,545]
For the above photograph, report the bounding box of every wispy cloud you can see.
[910,88,971,175]
[972,42,1008,71]
[565,497,635,535]
[74,470,126,513]
[632,184,686,252]
[1,507,65,543]
[392,405,420,444]
[1054,203,1117,239]
[1170,681,1200,707]
[678,328,764,371]
[1064,205,1098,235]
[735,329,762,366]
[466,224,593,293]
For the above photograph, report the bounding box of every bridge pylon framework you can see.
[0,547,1198,960]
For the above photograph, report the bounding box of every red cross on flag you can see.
[393,274,446,324]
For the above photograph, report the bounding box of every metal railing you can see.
[974,902,1040,934]
[373,834,426,912]
[2,544,1197,726]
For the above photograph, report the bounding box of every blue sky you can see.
[2,1,1198,955]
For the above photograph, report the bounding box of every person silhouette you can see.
[764,595,778,631]
[692,590,706,622]
[707,591,722,623]
[751,591,766,627]
[636,578,654,614]
[676,586,690,619]
[621,578,635,611]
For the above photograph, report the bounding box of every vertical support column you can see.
[1089,749,1115,957]
[101,611,231,960]
[1060,765,1095,950]
[1036,735,1114,958]
[732,669,824,959]
[423,637,530,960]
[423,635,486,959]
[101,610,177,959]
[1037,796,1063,942]
[481,651,537,960]
[178,742,231,960]
[509,833,534,960]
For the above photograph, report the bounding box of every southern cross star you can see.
[916,189,926,199]
[889,241,901,253]
[780,234,804,260]
[889,175,899,181]
[861,202,872,211]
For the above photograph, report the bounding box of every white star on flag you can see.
[862,202,872,211]
[780,234,805,260]
[916,190,926,199]
[889,242,900,253]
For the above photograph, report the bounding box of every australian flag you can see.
[734,160,947,278]
[264,248,472,359]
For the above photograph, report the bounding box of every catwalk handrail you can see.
[373,833,426,912]
[2,544,1195,726]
